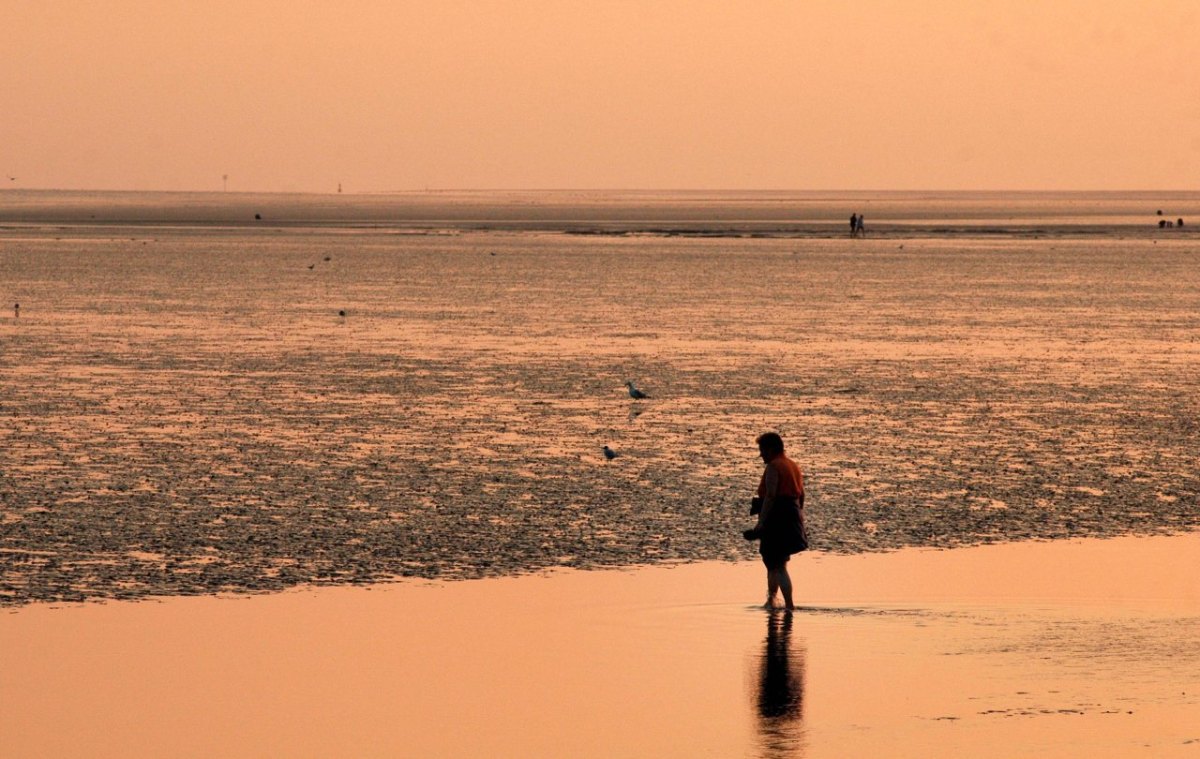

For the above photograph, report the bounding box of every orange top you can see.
[757,454,804,499]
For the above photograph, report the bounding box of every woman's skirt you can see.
[759,496,808,568]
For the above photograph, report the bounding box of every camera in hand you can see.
[742,527,760,541]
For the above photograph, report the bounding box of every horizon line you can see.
[3,186,1199,196]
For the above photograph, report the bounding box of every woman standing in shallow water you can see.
[745,432,808,611]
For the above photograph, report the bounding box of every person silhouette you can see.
[743,432,808,611]
[849,213,858,237]
[855,213,865,235]
[755,612,806,756]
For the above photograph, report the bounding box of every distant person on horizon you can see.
[855,213,865,235]
[743,432,808,612]
[849,213,858,237]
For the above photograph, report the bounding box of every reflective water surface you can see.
[2,533,1196,757]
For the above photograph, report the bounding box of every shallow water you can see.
[1,192,1199,605]
[2,534,1197,758]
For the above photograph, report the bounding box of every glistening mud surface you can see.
[2,228,1198,605]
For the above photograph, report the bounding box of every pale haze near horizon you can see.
[4,1,1197,193]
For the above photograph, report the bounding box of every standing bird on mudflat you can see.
[625,381,650,399]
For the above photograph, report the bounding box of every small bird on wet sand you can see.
[625,381,649,399]
[603,445,618,460]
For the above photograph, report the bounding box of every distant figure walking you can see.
[855,213,865,236]
[743,432,808,612]
[625,381,650,399]
[849,213,858,237]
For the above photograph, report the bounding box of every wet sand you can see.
[3,192,1196,756]
[2,533,1197,758]
[2,203,1199,605]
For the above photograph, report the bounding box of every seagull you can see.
[624,381,650,399]
[603,445,618,460]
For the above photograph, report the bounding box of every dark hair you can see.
[756,432,784,455]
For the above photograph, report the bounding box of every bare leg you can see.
[777,563,794,611]
[765,569,779,609]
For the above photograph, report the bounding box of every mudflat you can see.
[1,192,1198,605]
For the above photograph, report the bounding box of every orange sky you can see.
[4,1,1197,192]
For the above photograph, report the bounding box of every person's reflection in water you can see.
[755,612,806,756]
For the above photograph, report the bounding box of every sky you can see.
[3,0,1198,192]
